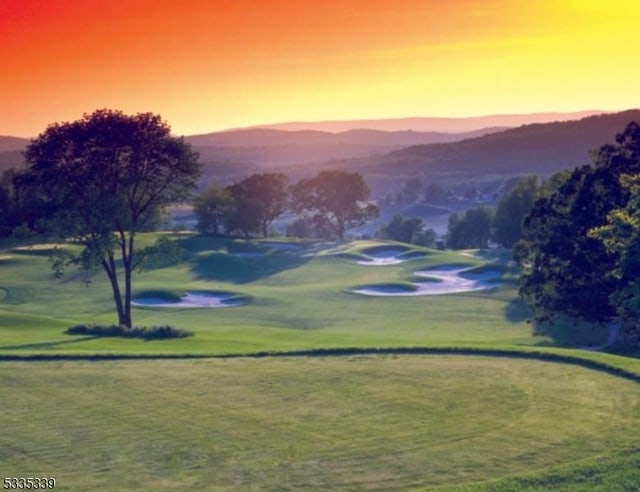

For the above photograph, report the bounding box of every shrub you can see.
[66,323,192,340]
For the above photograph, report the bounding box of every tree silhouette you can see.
[291,170,379,240]
[21,109,201,328]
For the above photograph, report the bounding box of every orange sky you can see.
[1,0,639,137]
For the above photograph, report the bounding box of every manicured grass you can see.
[0,235,610,355]
[1,355,639,491]
[2,235,638,490]
[444,449,640,491]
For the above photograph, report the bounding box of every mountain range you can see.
[2,110,639,188]
[185,127,507,168]
[350,109,640,179]
[238,110,607,133]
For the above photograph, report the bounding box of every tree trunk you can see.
[123,264,133,329]
[122,234,135,329]
[101,257,127,327]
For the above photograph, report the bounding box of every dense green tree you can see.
[380,215,424,244]
[193,183,235,235]
[413,228,438,248]
[0,176,11,236]
[286,216,315,239]
[21,109,201,328]
[515,121,640,326]
[446,207,493,249]
[225,173,288,238]
[291,170,379,240]
[493,176,539,247]
[590,174,640,345]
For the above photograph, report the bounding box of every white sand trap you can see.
[356,247,424,266]
[13,243,67,251]
[352,266,503,296]
[133,291,246,308]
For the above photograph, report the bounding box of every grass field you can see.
[2,356,640,491]
[0,235,609,355]
[1,234,638,490]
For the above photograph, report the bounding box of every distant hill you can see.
[186,127,504,148]
[186,127,506,167]
[355,109,640,177]
[2,110,633,184]
[0,136,29,153]
[0,150,25,173]
[247,110,608,133]
[0,136,29,172]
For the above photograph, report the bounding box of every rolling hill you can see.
[353,109,640,178]
[186,127,507,168]
[0,135,29,152]
[0,126,506,175]
[2,110,636,184]
[244,110,607,133]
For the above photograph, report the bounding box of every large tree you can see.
[446,207,493,249]
[291,170,379,240]
[225,173,288,237]
[0,175,11,236]
[515,121,640,326]
[492,176,539,248]
[194,183,235,235]
[590,174,640,345]
[380,215,424,244]
[21,109,201,328]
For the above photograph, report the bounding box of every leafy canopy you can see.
[515,121,640,339]
[21,109,201,327]
[291,170,379,240]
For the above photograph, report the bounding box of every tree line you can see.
[444,175,561,250]
[194,170,379,240]
[446,121,640,348]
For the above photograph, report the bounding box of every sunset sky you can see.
[2,0,639,137]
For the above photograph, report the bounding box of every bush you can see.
[66,323,192,340]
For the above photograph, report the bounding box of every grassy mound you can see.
[350,282,419,294]
[360,244,410,256]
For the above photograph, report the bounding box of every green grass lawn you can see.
[1,355,639,491]
[1,235,638,490]
[0,235,609,355]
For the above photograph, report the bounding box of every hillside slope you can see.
[358,109,640,177]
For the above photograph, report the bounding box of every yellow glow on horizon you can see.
[1,0,639,136]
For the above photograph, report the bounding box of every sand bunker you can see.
[132,291,247,308]
[352,266,502,296]
[355,247,425,266]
